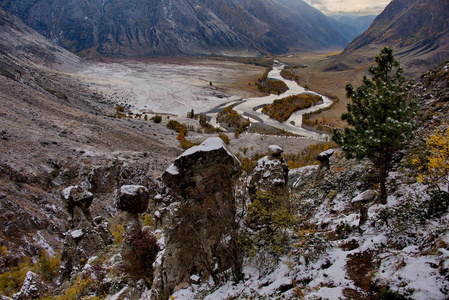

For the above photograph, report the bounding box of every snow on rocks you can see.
[189,274,201,284]
[317,149,334,160]
[180,137,238,161]
[162,137,241,201]
[61,185,93,209]
[165,163,179,175]
[12,271,44,300]
[70,229,84,239]
[249,145,289,198]
[352,190,377,203]
[268,144,283,157]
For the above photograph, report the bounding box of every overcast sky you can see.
[303,0,392,15]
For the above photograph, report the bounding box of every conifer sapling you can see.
[333,47,418,203]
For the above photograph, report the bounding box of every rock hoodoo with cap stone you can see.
[152,137,241,295]
[249,145,289,198]
[60,186,113,281]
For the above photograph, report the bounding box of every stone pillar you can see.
[60,186,113,281]
[153,137,241,296]
[316,149,334,179]
[117,185,158,278]
[249,145,289,199]
[352,190,376,227]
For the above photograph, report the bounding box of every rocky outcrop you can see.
[60,186,113,281]
[153,137,241,296]
[12,271,45,300]
[249,145,289,198]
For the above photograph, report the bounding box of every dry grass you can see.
[322,51,343,57]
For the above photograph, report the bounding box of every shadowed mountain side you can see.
[2,0,350,56]
[0,8,82,73]
[327,0,449,77]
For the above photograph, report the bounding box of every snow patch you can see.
[165,163,179,175]
[62,185,77,200]
[120,185,145,195]
[181,137,226,157]
[70,229,84,239]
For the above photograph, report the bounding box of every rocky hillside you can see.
[331,0,449,76]
[1,0,350,56]
[0,7,179,275]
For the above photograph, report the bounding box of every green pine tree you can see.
[333,47,418,203]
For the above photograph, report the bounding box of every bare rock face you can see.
[153,138,241,296]
[60,186,113,281]
[249,145,289,198]
[117,185,150,214]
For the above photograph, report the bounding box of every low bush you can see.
[219,133,230,145]
[152,115,162,123]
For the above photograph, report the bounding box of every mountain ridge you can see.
[1,0,350,56]
[333,0,449,76]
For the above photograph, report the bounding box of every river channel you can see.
[209,61,333,141]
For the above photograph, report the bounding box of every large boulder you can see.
[117,185,150,214]
[249,145,289,198]
[153,138,241,296]
[162,137,241,201]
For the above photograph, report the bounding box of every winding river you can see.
[210,61,333,141]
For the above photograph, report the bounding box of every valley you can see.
[75,57,334,140]
[1,0,449,298]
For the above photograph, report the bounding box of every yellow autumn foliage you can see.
[414,127,449,190]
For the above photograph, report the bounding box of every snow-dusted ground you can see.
[170,166,449,300]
